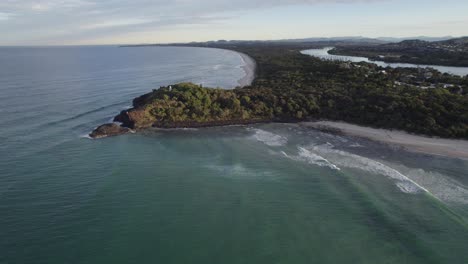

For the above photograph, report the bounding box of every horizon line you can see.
[1,35,467,47]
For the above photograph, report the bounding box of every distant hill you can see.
[436,36,468,46]
[274,36,386,44]
[381,37,468,51]
[203,36,457,44]
[124,36,464,48]
[377,36,454,42]
[196,37,386,45]
[329,36,468,67]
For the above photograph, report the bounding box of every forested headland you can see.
[91,44,468,139]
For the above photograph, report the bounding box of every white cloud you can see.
[0,0,465,45]
[0,0,94,12]
[0,0,379,13]
[0,12,14,21]
[80,18,153,30]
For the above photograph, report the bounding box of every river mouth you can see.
[301,47,468,76]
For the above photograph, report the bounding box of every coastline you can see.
[90,46,467,142]
[89,51,257,139]
[303,121,468,160]
[237,52,256,87]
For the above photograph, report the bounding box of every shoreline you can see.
[303,121,468,160]
[122,45,257,88]
[90,46,467,144]
[237,52,256,87]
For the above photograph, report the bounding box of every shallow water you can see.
[302,47,468,76]
[1,46,467,264]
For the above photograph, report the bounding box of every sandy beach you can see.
[303,121,468,160]
[237,52,256,87]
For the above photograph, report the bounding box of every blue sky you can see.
[0,0,467,45]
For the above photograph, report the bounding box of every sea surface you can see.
[1,46,467,264]
[302,47,468,76]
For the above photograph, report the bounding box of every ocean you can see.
[0,46,467,264]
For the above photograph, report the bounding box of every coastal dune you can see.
[304,121,468,160]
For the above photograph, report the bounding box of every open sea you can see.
[0,46,467,264]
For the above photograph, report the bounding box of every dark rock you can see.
[89,123,131,139]
[113,110,135,128]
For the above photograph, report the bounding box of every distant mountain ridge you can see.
[382,36,468,51]
[274,36,385,44]
[329,36,468,67]
[377,36,455,42]
[198,36,460,45]
[124,36,466,48]
[276,36,458,43]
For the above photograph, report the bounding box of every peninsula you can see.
[90,43,468,139]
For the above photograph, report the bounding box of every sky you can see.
[0,0,467,45]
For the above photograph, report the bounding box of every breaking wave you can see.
[308,144,428,194]
[250,129,287,147]
[316,145,468,203]
[281,147,340,171]
[245,126,467,203]
[402,168,468,204]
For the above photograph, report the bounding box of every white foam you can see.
[400,168,468,204]
[297,147,341,170]
[349,143,364,148]
[283,143,467,201]
[250,129,287,147]
[281,148,340,171]
[80,133,93,139]
[308,144,428,194]
[205,163,272,178]
[396,182,422,194]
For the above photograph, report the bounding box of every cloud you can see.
[0,0,379,13]
[0,0,94,12]
[80,18,153,30]
[1,0,464,45]
[0,12,14,21]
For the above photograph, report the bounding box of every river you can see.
[302,47,468,76]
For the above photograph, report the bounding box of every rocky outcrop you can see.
[114,108,155,129]
[89,123,132,139]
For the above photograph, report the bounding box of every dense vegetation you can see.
[330,38,468,67]
[104,44,468,139]
[114,83,276,128]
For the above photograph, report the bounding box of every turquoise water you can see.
[1,46,467,264]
